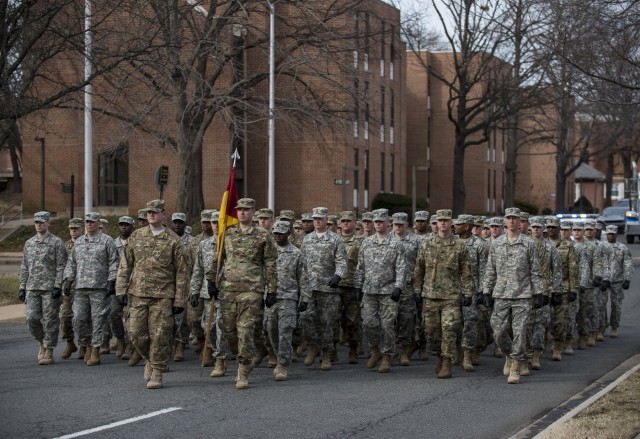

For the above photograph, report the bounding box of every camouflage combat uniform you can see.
[60,238,77,343]
[187,230,211,347]
[338,232,363,354]
[393,230,422,351]
[355,234,406,355]
[64,232,119,348]
[20,232,67,348]
[459,234,488,352]
[574,238,601,340]
[548,237,578,344]
[116,226,190,373]
[173,232,193,349]
[602,240,633,331]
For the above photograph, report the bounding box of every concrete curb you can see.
[510,353,640,439]
[0,303,25,323]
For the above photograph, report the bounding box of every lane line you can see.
[53,407,182,439]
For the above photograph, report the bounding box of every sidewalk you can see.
[0,303,24,323]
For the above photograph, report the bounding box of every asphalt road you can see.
[1,238,639,439]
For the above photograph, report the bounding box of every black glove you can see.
[543,295,550,306]
[551,292,563,307]
[568,292,577,302]
[297,301,308,313]
[414,294,423,309]
[390,287,402,302]
[327,274,341,288]
[265,293,277,308]
[207,280,219,300]
[482,293,494,309]
[355,288,363,303]
[474,292,484,306]
[117,295,128,306]
[191,293,200,308]
[533,294,544,309]
[600,280,611,291]
[107,280,116,296]
[51,287,62,300]
[578,286,585,295]
[593,276,602,287]
[461,296,473,307]
[64,279,73,296]
[172,306,184,315]
[623,280,630,290]
[18,289,26,302]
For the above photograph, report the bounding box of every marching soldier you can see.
[600,225,633,338]
[60,217,83,359]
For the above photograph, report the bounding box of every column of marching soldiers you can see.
[18,198,633,390]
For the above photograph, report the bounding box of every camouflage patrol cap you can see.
[583,221,595,230]
[85,212,101,222]
[504,207,521,218]
[118,216,134,225]
[595,222,604,230]
[372,209,389,222]
[68,217,83,228]
[456,214,475,225]
[301,213,313,221]
[100,218,109,228]
[200,210,213,222]
[312,207,328,218]
[211,211,220,222]
[572,222,584,230]
[34,211,50,223]
[606,225,618,234]
[339,211,356,221]
[146,199,165,213]
[236,198,256,209]
[414,211,429,221]
[257,208,274,218]
[273,221,290,234]
[436,209,452,220]
[520,212,530,221]
[293,220,302,229]
[545,218,560,227]
[392,212,408,225]
[483,220,491,229]
[252,215,258,223]
[361,212,374,222]
[560,220,572,230]
[279,210,295,221]
[172,212,187,222]
[430,216,438,224]
[327,215,338,225]
[137,209,148,220]
[489,217,503,227]
[529,216,544,227]
[474,215,486,227]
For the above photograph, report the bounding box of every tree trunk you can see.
[556,152,567,212]
[504,115,519,208]
[604,153,614,209]
[452,130,466,216]
[175,123,204,222]
[7,120,22,193]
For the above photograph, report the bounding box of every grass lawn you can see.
[0,276,21,306]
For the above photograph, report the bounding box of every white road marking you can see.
[53,407,182,438]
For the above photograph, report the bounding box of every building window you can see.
[353,79,359,138]
[380,20,385,77]
[380,86,385,143]
[381,152,385,192]
[354,13,359,69]
[390,89,395,145]
[354,149,359,210]
[364,150,369,208]
[390,25,395,81]
[364,13,370,72]
[364,81,369,140]
[390,154,395,192]
[98,143,129,206]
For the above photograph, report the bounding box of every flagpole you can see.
[268,0,275,210]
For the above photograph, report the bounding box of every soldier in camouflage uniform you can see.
[412,210,430,360]
[116,200,190,389]
[60,217,83,359]
[137,208,149,228]
[559,220,585,354]
[294,213,316,358]
[300,207,347,371]
[19,211,68,365]
[391,212,422,366]
[63,212,119,366]
[584,222,609,341]
[572,221,601,349]
[170,212,192,362]
[527,216,561,370]
[483,208,543,384]
[265,221,309,381]
[115,216,138,361]
[354,209,406,373]
[472,216,486,238]
[208,198,278,389]
[413,211,430,240]
[600,225,633,338]
[361,211,375,237]
[519,212,531,235]
[453,214,488,371]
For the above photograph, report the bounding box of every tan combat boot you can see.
[471,349,481,366]
[508,360,521,384]
[610,328,618,338]
[437,357,452,379]
[115,338,126,358]
[399,345,411,366]
[87,347,101,366]
[77,345,87,360]
[147,369,163,389]
[596,329,605,341]
[503,357,512,376]
[462,349,475,372]
[39,348,54,365]
[552,341,562,361]
[267,353,277,368]
[235,364,250,390]
[320,350,332,371]
[128,349,143,366]
[366,347,383,369]
[520,359,530,376]
[419,345,429,361]
[121,343,134,360]
[348,344,359,364]
[99,340,110,355]
[304,344,320,366]
[210,359,227,378]
[200,346,214,367]
[173,341,185,362]
[435,355,443,374]
[37,343,45,362]
[577,336,586,350]
[274,364,287,381]
[531,349,543,370]
[296,340,308,357]
[61,340,77,359]
[378,354,392,373]
[144,361,152,381]
[587,332,596,347]
[563,339,574,355]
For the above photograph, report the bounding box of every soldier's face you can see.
[201,221,213,235]
[584,228,594,239]
[274,232,289,246]
[414,220,427,233]
[531,225,544,239]
[341,219,355,235]
[606,233,616,243]
[520,220,529,233]
[362,220,373,233]
[302,220,314,233]
[453,223,468,235]
[138,218,149,227]
[373,220,387,234]
[210,221,219,236]
[546,226,559,239]
[430,222,439,233]
[313,217,328,233]
[84,220,100,235]
[437,219,452,237]
[118,223,133,239]
[237,208,254,225]
[490,225,503,238]
[505,216,520,232]
[472,225,482,236]
[34,221,49,234]
[171,220,186,236]
[560,229,571,239]
[572,229,583,240]
[258,217,274,230]
[393,223,407,235]
[147,210,165,227]
[69,227,82,239]
[481,227,491,238]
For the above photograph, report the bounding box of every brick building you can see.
[19,0,406,220]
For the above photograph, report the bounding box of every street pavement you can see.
[1,238,639,439]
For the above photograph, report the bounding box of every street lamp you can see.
[35,137,45,211]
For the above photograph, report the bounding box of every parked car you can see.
[597,206,628,233]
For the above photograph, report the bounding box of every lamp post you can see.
[267,0,276,210]
[412,165,429,222]
[35,137,45,211]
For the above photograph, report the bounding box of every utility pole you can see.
[35,137,45,211]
